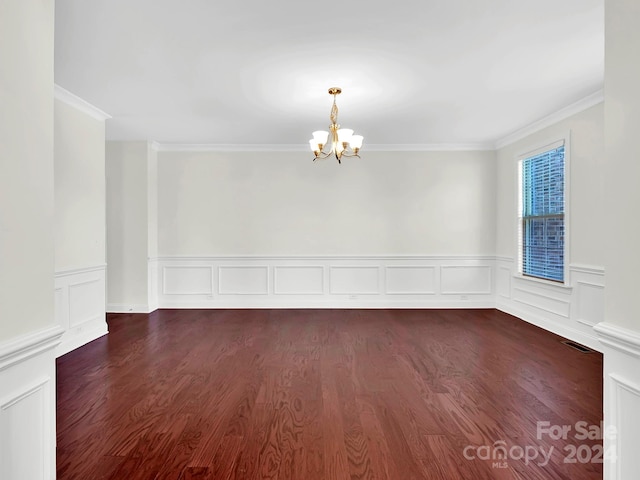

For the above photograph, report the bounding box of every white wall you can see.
[0,1,61,479]
[147,144,159,311]
[158,150,497,256]
[53,93,109,356]
[596,0,640,478]
[152,149,497,308]
[603,0,640,334]
[495,103,605,265]
[54,98,106,271]
[0,0,55,342]
[494,103,605,349]
[106,142,150,310]
[106,141,158,312]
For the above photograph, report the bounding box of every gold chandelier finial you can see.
[309,87,363,164]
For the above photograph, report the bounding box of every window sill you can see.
[513,273,573,291]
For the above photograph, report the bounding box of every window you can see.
[518,141,566,283]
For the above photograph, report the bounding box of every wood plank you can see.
[56,309,603,480]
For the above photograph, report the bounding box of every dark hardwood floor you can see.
[56,309,603,479]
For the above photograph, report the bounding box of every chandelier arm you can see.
[312,149,333,161]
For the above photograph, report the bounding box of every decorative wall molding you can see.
[599,350,640,480]
[218,266,269,295]
[329,266,380,295]
[595,323,640,358]
[575,282,604,327]
[0,326,63,373]
[55,264,107,277]
[274,266,324,295]
[0,378,51,479]
[55,264,108,357]
[606,373,640,480]
[155,254,497,263]
[440,265,492,295]
[163,266,213,295]
[494,89,604,149]
[495,257,604,350]
[0,326,61,479]
[54,84,111,121]
[154,255,497,309]
[384,266,436,295]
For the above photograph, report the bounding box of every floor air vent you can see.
[561,340,594,353]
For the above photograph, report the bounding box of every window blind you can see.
[520,145,565,282]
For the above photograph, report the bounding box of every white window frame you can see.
[516,132,571,286]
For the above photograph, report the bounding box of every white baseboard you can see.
[56,322,108,357]
[106,303,153,314]
[0,325,62,480]
[55,264,107,357]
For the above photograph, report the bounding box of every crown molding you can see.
[365,143,494,152]
[54,84,111,121]
[494,89,604,150]
[151,142,494,153]
[153,143,306,152]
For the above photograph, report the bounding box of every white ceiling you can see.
[54,0,604,149]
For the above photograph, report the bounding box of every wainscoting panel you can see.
[219,266,269,295]
[512,285,571,318]
[496,257,604,350]
[55,265,108,357]
[0,381,47,479]
[576,282,605,327]
[611,374,640,479]
[148,258,159,313]
[385,266,436,295]
[0,326,62,480]
[571,265,606,328]
[155,256,496,308]
[496,265,511,299]
[274,266,324,295]
[163,266,213,295]
[68,279,103,328]
[54,287,65,329]
[440,265,492,295]
[330,266,380,295]
[595,323,640,479]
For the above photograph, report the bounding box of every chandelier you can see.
[309,87,363,164]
